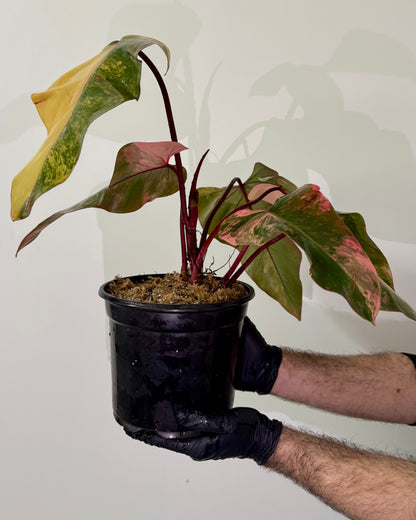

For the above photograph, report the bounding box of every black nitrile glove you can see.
[133,407,282,465]
[234,317,283,394]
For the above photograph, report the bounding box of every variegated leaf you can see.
[218,184,381,323]
[16,141,185,254]
[11,35,170,220]
[339,212,416,320]
[338,212,394,287]
[198,162,297,232]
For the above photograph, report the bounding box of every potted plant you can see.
[10,35,416,438]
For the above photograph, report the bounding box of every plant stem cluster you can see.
[139,51,286,285]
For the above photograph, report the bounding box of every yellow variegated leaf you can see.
[11,35,170,220]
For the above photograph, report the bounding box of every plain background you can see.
[1,1,416,519]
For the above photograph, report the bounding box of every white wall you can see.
[1,1,415,519]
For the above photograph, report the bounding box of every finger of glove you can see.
[245,317,270,353]
[132,429,192,451]
[133,430,216,461]
[176,408,236,434]
[234,317,266,391]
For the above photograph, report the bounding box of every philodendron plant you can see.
[10,35,416,324]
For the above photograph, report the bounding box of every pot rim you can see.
[98,273,255,312]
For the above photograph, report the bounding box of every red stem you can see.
[224,233,286,286]
[222,245,250,281]
[139,50,189,274]
[198,177,249,253]
[187,150,210,274]
[190,150,210,201]
[191,185,283,281]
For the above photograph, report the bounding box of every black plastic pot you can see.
[99,274,254,438]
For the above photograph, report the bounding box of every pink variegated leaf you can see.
[218,184,381,323]
[109,141,187,187]
[338,212,393,288]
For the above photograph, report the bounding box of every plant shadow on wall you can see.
[104,2,205,164]
[218,29,416,244]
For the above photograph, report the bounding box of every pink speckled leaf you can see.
[218,184,381,323]
[338,212,393,288]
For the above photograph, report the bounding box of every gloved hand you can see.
[234,317,283,394]
[133,407,283,465]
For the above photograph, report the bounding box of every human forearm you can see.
[235,318,416,423]
[272,351,416,424]
[266,426,416,520]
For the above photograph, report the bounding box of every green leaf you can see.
[198,162,297,232]
[218,184,381,323]
[248,162,298,194]
[242,239,303,319]
[11,35,170,221]
[16,141,186,254]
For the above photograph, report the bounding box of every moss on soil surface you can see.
[107,272,247,304]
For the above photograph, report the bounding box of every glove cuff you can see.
[256,345,283,395]
[251,414,283,465]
